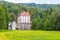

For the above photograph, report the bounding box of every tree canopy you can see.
[0,1,60,30]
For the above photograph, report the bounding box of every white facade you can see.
[11,21,16,30]
[16,11,31,30]
[20,16,30,23]
[17,16,30,23]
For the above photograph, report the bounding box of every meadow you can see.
[0,30,60,40]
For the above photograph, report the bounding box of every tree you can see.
[0,6,7,29]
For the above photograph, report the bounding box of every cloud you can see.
[5,0,60,4]
[5,0,32,3]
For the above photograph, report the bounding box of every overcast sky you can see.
[5,0,60,4]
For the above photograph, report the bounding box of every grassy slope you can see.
[0,30,60,40]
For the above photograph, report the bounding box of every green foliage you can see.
[0,1,60,30]
[31,7,60,31]
[0,6,7,29]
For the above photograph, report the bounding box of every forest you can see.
[0,1,60,30]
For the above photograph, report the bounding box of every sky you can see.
[5,0,60,4]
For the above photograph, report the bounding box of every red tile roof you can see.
[19,11,30,16]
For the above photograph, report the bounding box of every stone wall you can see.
[16,23,31,30]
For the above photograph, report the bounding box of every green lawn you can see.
[0,30,60,40]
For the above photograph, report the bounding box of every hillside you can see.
[0,1,60,30]
[19,3,57,9]
[0,1,58,9]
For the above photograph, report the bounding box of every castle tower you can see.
[16,11,31,30]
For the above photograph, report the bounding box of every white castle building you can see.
[8,11,31,30]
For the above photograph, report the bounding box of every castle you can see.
[8,11,31,30]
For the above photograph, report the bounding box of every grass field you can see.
[0,30,60,40]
